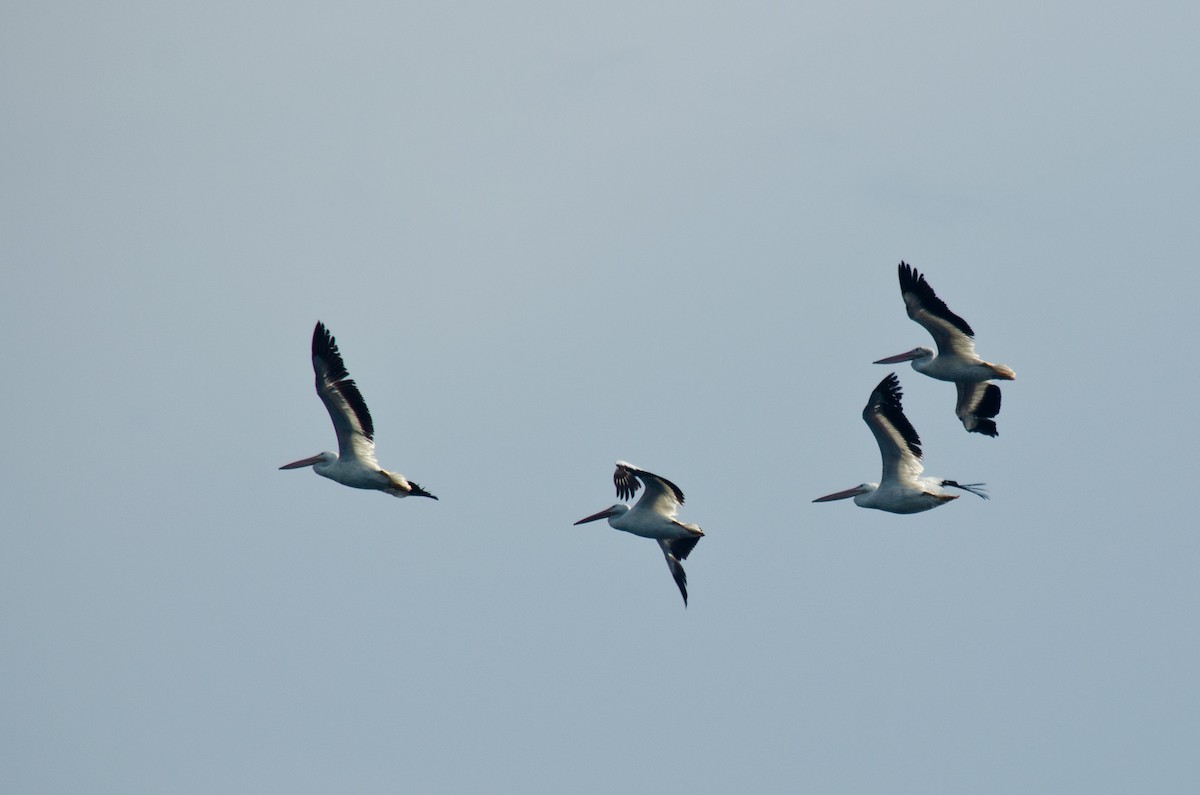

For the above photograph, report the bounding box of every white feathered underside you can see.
[866,409,924,488]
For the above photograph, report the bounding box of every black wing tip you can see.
[897,260,932,295]
[613,463,640,502]
[969,419,999,437]
[661,538,696,607]
[673,564,689,607]
[897,261,926,297]
[311,320,347,373]
[875,372,903,403]
[872,373,909,427]
[312,320,335,355]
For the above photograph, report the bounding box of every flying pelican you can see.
[813,373,989,514]
[279,321,437,500]
[574,462,704,606]
[874,261,1015,436]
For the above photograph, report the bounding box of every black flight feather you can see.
[870,373,923,461]
[667,535,701,561]
[312,321,375,442]
[898,261,975,338]
[969,384,1002,437]
[614,463,686,504]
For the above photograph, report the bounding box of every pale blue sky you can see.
[3,2,1198,792]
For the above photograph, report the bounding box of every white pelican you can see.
[874,261,1015,436]
[813,373,989,514]
[574,462,704,606]
[280,322,437,500]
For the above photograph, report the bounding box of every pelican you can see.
[874,261,1015,436]
[279,321,437,499]
[574,462,704,606]
[813,373,989,514]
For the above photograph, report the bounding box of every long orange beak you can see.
[574,507,619,525]
[279,454,324,470]
[873,348,922,364]
[813,485,870,502]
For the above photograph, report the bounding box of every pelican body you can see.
[874,262,1015,436]
[575,462,704,606]
[814,374,988,514]
[280,322,436,499]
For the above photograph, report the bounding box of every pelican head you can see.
[279,451,337,470]
[873,346,934,366]
[813,483,877,506]
[574,504,630,526]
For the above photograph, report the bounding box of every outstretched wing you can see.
[898,262,978,359]
[658,537,700,606]
[614,461,685,519]
[311,322,378,465]
[863,373,925,487]
[955,381,1002,437]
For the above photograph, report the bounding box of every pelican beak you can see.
[873,348,922,364]
[813,485,870,502]
[574,507,618,525]
[279,454,324,470]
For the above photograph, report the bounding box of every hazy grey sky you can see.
[3,2,1198,792]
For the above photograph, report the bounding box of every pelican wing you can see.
[614,461,685,519]
[863,374,925,487]
[658,537,698,606]
[955,381,1002,437]
[898,261,978,359]
[311,322,378,465]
